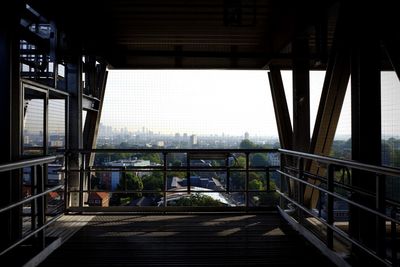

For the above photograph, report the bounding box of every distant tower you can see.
[244,132,249,140]
[190,134,198,147]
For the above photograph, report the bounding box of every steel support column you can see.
[66,56,83,208]
[0,2,22,250]
[350,9,382,257]
[292,38,310,152]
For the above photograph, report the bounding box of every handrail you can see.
[65,148,279,153]
[0,213,63,257]
[0,185,64,214]
[0,154,65,258]
[65,148,279,211]
[278,148,400,266]
[0,155,61,172]
[277,169,400,225]
[279,148,400,177]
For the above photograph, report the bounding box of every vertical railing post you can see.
[36,164,45,250]
[226,155,230,194]
[375,173,386,258]
[279,152,285,208]
[79,153,85,210]
[31,165,37,231]
[245,152,250,209]
[327,164,334,249]
[297,158,304,222]
[64,153,69,212]
[391,207,398,265]
[163,152,167,208]
[187,153,191,194]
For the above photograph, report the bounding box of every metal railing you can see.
[0,155,64,257]
[65,149,280,212]
[277,149,400,266]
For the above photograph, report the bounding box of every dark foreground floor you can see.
[39,213,335,266]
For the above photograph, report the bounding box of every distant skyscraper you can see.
[244,132,249,139]
[190,134,198,147]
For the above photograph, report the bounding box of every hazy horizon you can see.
[99,70,399,139]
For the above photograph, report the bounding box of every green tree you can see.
[171,194,225,206]
[117,172,143,198]
[250,153,269,166]
[240,139,257,149]
[142,172,163,197]
[140,153,161,164]
[249,179,264,190]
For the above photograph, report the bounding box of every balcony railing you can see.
[277,149,400,266]
[65,149,280,212]
[0,155,64,257]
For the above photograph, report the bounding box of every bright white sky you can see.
[100,70,399,139]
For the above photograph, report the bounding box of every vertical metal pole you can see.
[64,154,69,212]
[163,152,167,207]
[31,166,37,231]
[245,152,250,209]
[327,164,334,249]
[391,207,397,265]
[79,153,85,209]
[226,155,230,193]
[279,153,285,208]
[376,174,386,257]
[37,164,45,249]
[187,153,191,194]
[297,158,304,222]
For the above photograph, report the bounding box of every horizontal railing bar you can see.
[0,213,63,257]
[65,148,279,153]
[66,167,279,172]
[284,165,400,208]
[286,165,378,200]
[69,189,274,194]
[0,155,62,172]
[277,170,400,224]
[279,149,400,177]
[276,191,392,267]
[0,185,64,214]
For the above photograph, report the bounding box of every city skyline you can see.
[100,70,400,139]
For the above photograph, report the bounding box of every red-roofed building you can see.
[88,192,110,207]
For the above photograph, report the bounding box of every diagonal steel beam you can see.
[304,29,351,208]
[82,59,108,166]
[268,67,293,150]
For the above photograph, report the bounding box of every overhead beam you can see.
[268,67,293,149]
